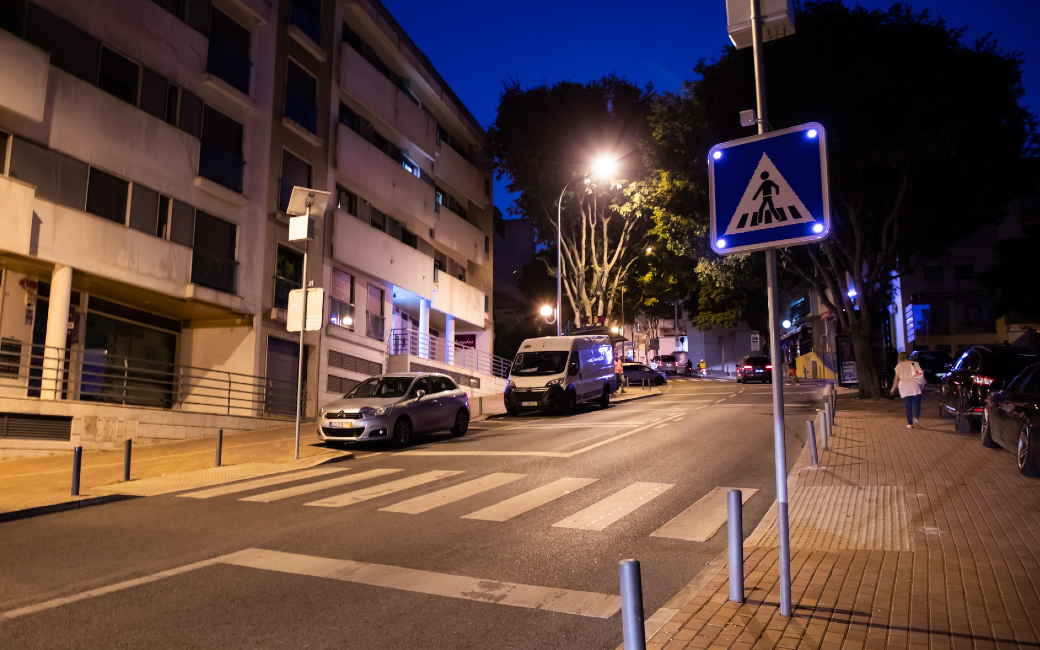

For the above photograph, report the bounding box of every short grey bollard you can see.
[806,420,819,469]
[820,409,829,450]
[619,559,646,650]
[823,402,833,441]
[123,439,132,482]
[215,428,223,467]
[728,490,744,603]
[71,446,82,496]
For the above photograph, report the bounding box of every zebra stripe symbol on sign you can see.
[724,153,816,236]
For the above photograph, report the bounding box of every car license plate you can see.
[521,401,538,407]
[329,420,353,428]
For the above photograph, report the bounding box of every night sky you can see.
[384,0,1040,216]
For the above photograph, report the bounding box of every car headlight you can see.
[506,381,516,391]
[545,378,563,387]
[358,406,392,418]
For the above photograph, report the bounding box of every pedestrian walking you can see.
[614,356,624,393]
[891,351,927,428]
[787,357,800,385]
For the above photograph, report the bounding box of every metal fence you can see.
[0,340,300,418]
[387,329,511,379]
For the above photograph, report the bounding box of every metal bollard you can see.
[215,428,223,467]
[806,420,819,469]
[820,409,829,450]
[728,490,744,603]
[123,439,132,482]
[619,559,646,650]
[71,446,82,496]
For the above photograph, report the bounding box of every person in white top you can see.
[890,351,927,428]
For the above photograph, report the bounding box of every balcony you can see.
[333,210,434,300]
[199,146,245,193]
[436,204,486,265]
[340,44,435,155]
[336,123,435,230]
[191,250,238,295]
[0,28,49,122]
[436,139,484,206]
[288,2,325,62]
[432,272,486,327]
[285,95,318,135]
[206,41,251,96]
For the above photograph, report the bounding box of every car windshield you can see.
[512,351,570,376]
[346,376,413,399]
[984,352,1040,380]
[661,356,676,362]
[746,356,771,365]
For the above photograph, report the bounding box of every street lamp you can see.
[611,326,620,334]
[540,304,557,325]
[555,154,619,336]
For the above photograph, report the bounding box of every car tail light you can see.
[765,365,772,370]
[973,375,994,386]
[743,365,753,370]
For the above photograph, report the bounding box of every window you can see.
[179,89,204,138]
[430,376,456,393]
[199,106,244,192]
[290,0,321,44]
[170,200,195,246]
[401,157,420,178]
[157,195,170,238]
[97,47,140,104]
[279,150,312,212]
[140,67,171,121]
[366,284,384,341]
[129,185,160,235]
[485,236,490,255]
[368,204,385,231]
[150,0,211,35]
[336,185,356,214]
[484,295,489,313]
[8,137,88,209]
[191,211,237,293]
[274,246,303,309]
[0,1,26,36]
[207,8,251,94]
[285,60,318,133]
[339,102,358,131]
[85,168,129,224]
[329,268,354,330]
[954,263,974,281]
[923,265,944,282]
[24,4,101,84]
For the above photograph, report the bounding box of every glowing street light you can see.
[540,304,557,325]
[591,155,619,180]
[611,326,620,334]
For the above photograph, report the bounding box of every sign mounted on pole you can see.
[709,122,830,255]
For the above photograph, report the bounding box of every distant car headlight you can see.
[545,378,563,387]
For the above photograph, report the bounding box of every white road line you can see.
[179,468,348,499]
[223,548,622,618]
[553,482,673,531]
[240,469,403,502]
[304,470,463,508]
[462,478,599,522]
[379,473,525,514]
[650,487,759,542]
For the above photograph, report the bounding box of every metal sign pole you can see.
[294,201,311,461]
[751,0,792,617]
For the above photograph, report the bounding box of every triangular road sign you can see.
[724,153,816,236]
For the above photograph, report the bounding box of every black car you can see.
[981,362,1040,477]
[736,356,772,384]
[909,350,954,384]
[939,345,1040,433]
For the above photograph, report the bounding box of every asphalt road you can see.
[0,377,824,649]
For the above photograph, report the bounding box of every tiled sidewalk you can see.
[647,391,1040,649]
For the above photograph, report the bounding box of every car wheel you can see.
[560,391,576,416]
[599,386,610,409]
[1019,424,1040,478]
[450,409,469,436]
[954,394,973,434]
[654,376,664,386]
[981,409,999,448]
[938,389,952,419]
[392,417,413,447]
[506,408,519,417]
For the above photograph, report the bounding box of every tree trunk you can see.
[849,324,881,399]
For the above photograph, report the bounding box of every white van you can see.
[504,335,617,415]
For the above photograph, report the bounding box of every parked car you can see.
[318,373,470,447]
[505,335,616,415]
[651,355,678,374]
[981,362,1040,478]
[736,356,773,384]
[939,345,1040,433]
[622,362,666,386]
[909,350,954,384]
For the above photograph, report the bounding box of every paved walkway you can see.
[644,390,1040,650]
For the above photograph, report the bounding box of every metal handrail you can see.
[387,329,511,379]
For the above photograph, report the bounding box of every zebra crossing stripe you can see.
[379,473,526,514]
[462,478,599,522]
[650,487,759,542]
[552,482,673,531]
[304,470,464,508]
[240,469,404,503]
[179,468,348,499]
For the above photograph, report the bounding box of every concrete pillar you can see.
[444,314,455,366]
[418,298,430,359]
[41,264,73,400]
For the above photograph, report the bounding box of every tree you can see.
[644,1,1037,397]
[486,76,655,328]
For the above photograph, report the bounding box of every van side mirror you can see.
[568,362,579,376]
[415,389,426,399]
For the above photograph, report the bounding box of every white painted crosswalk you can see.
[240,469,403,503]
[650,486,758,541]
[462,477,598,522]
[552,482,673,531]
[305,470,463,508]
[379,473,525,514]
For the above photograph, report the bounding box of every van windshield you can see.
[512,351,570,376]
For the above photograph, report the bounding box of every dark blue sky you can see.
[384,0,1040,215]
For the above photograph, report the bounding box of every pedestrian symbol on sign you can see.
[724,153,816,236]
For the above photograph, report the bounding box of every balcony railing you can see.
[199,146,245,193]
[206,41,251,95]
[366,313,385,341]
[0,341,301,418]
[191,250,238,295]
[274,275,301,310]
[290,2,322,44]
[285,95,318,134]
[388,329,510,379]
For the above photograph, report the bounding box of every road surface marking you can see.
[462,478,599,522]
[223,548,622,618]
[650,487,759,541]
[379,473,525,514]
[179,468,348,499]
[240,469,403,502]
[305,470,463,508]
[553,482,673,531]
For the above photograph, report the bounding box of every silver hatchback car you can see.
[318,373,470,447]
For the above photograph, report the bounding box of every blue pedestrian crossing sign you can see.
[709,122,830,255]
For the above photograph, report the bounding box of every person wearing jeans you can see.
[891,351,926,428]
